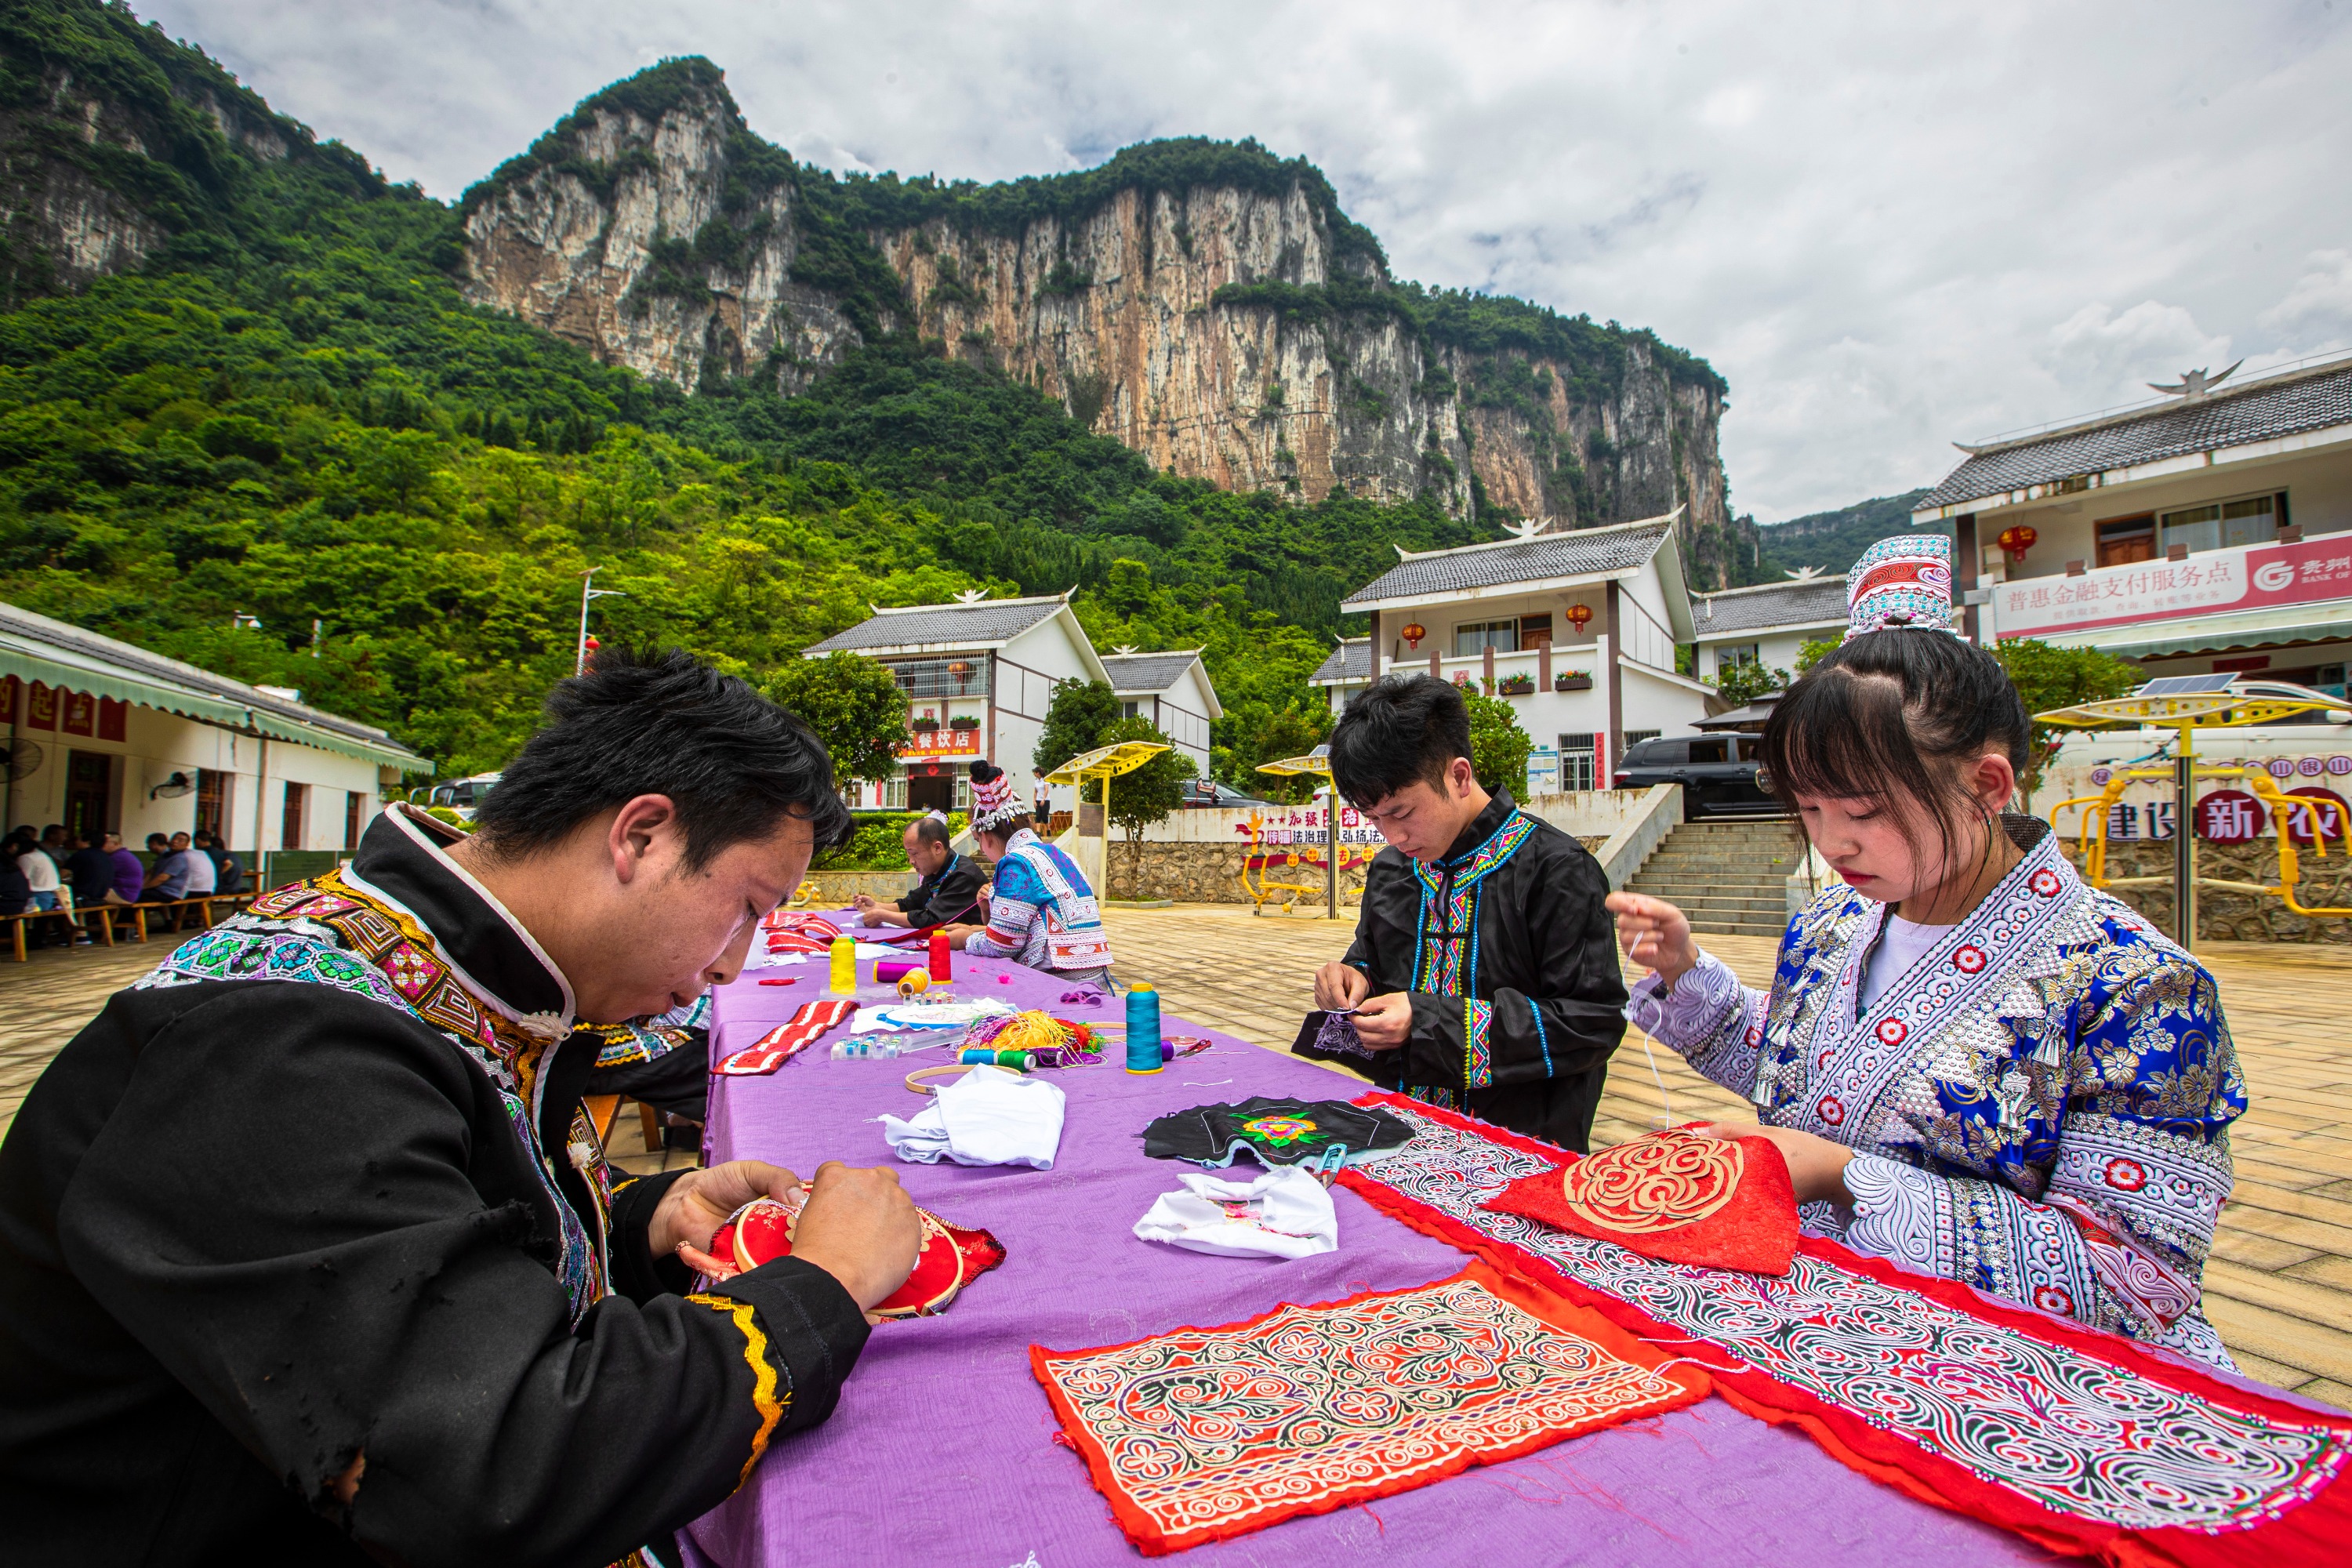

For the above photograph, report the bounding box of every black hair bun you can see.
[970,760,1000,782]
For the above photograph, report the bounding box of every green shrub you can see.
[811,811,969,871]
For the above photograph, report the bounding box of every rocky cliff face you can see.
[462,63,1732,546]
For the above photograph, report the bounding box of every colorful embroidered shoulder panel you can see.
[1345,1101,2348,1539]
[134,870,609,1319]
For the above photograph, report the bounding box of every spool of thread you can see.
[874,959,922,985]
[927,929,952,982]
[1125,984,1163,1074]
[827,936,855,995]
[956,1047,1029,1070]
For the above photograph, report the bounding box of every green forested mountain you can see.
[1755,488,1940,578]
[0,0,1674,785]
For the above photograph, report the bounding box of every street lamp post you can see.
[577,568,626,677]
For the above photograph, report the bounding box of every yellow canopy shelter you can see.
[1254,745,1345,917]
[1045,740,1171,831]
[2036,676,2351,949]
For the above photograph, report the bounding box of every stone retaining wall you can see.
[2063,841,2352,943]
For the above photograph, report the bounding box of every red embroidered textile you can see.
[1031,1261,1708,1556]
[760,912,843,955]
[710,1197,1004,1319]
[1341,1093,2352,1568]
[713,1000,853,1075]
[1483,1126,1798,1275]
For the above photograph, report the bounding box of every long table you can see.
[684,935,2043,1567]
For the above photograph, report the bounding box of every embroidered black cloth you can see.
[1142,1096,1416,1167]
[0,808,869,1565]
[1290,791,1628,1152]
[897,850,987,927]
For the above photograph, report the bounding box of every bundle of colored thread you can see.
[960,1010,1104,1069]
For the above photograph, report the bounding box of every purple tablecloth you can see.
[686,926,2048,1567]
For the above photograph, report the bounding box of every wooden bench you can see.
[1,892,260,960]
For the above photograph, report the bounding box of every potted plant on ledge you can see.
[947,715,982,731]
[1497,673,1536,696]
[909,715,942,732]
[1555,670,1592,692]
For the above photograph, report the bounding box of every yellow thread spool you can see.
[828,935,855,996]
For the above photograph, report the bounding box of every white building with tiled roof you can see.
[1915,351,2352,695]
[0,601,430,862]
[1334,510,1719,792]
[1098,648,1220,773]
[804,591,1109,813]
[1690,574,1851,683]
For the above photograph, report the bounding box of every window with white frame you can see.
[1557,732,1596,793]
[1452,619,1519,657]
[1715,643,1760,673]
[2160,492,2279,554]
[884,777,909,810]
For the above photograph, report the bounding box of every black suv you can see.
[1617,735,1780,819]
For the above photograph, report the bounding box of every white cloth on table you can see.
[750,940,900,970]
[1132,1166,1339,1260]
[850,999,1016,1033]
[880,1064,1065,1169]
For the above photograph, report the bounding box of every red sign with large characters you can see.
[898,726,982,759]
[2194,790,2266,844]
[2283,787,2350,847]
[1994,531,2352,640]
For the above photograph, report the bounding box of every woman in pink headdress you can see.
[935,760,1113,985]
[1607,535,2245,1367]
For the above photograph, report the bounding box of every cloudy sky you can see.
[142,0,2352,521]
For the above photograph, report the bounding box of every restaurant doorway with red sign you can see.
[907,768,953,815]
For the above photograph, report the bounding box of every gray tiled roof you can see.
[1919,361,2352,513]
[804,595,1065,653]
[1341,521,1673,608]
[0,601,417,754]
[1692,576,1849,637]
[1099,650,1201,695]
[1311,639,1370,685]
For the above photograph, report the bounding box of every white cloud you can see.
[136,0,2352,521]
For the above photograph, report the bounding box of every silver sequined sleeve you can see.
[1626,949,1767,1096]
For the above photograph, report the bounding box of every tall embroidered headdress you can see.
[1844,533,1959,641]
[969,760,1025,833]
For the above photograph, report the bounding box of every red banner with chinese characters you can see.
[1992,532,2352,640]
[25,681,55,730]
[59,689,95,736]
[898,727,982,759]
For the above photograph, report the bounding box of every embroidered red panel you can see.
[1032,1261,1707,1556]
[714,1000,854,1075]
[1341,1093,2352,1568]
[1483,1127,1798,1275]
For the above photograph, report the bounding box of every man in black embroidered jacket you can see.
[1305,674,1628,1152]
[0,648,923,1566]
[852,814,985,929]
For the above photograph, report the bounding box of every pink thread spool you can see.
[874,959,924,985]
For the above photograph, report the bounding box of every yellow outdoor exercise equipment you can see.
[2037,677,2352,948]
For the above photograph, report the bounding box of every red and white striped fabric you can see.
[714,1000,855,1076]
[762,913,843,955]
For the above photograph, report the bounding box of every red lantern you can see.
[1566,604,1594,634]
[583,636,600,652]
[1998,526,2037,562]
[1400,622,1427,649]
[948,660,971,677]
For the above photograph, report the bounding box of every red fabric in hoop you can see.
[1031,1261,1708,1556]
[713,1000,854,1076]
[1339,1092,2352,1568]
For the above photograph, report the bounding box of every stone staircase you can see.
[1622,818,1809,938]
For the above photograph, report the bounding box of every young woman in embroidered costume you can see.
[1305,674,1632,1152]
[1607,536,2246,1367]
[0,648,925,1566]
[935,760,1115,987]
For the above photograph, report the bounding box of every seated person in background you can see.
[1605,539,2244,1366]
[935,760,1112,987]
[195,828,245,895]
[1307,674,1628,1153]
[103,832,144,906]
[62,832,112,912]
[0,646,922,1563]
[582,992,714,1127]
[138,833,191,903]
[853,813,984,928]
[0,848,27,916]
[16,830,61,912]
[172,830,217,900]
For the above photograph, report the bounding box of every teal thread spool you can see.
[1125,984,1163,1074]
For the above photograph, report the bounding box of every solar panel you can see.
[2136,674,2237,696]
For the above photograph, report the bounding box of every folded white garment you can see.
[880,1065,1065,1170]
[1132,1166,1339,1260]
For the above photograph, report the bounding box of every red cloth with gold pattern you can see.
[1482,1125,1799,1275]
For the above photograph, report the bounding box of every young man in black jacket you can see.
[1305,674,1628,1152]
[0,647,922,1566]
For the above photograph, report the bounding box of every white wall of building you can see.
[1694,626,1838,681]
[1120,662,1216,774]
